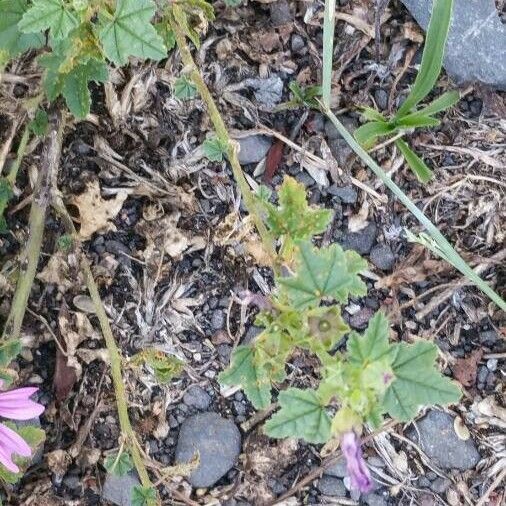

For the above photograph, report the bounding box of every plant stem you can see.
[52,200,157,504]
[169,14,278,270]
[323,107,506,311]
[6,124,31,186]
[1,110,64,342]
[322,0,336,108]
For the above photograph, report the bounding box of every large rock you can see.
[406,410,480,470]
[400,0,506,90]
[175,413,241,488]
[102,472,140,506]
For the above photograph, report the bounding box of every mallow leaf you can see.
[104,451,133,477]
[383,340,461,421]
[264,388,331,444]
[98,0,167,66]
[218,345,271,409]
[203,136,228,162]
[173,75,197,100]
[263,176,331,244]
[0,0,45,56]
[347,311,392,365]
[131,485,157,506]
[19,0,79,40]
[278,241,367,310]
[0,339,22,368]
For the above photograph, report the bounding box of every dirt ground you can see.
[0,1,505,505]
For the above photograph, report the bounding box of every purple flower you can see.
[0,386,44,473]
[341,431,373,493]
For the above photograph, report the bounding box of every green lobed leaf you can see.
[155,22,176,51]
[0,339,22,367]
[395,138,433,183]
[396,0,454,117]
[202,136,228,162]
[173,75,197,100]
[262,176,331,247]
[383,340,461,421]
[306,306,349,353]
[98,0,167,66]
[400,90,460,122]
[131,485,157,506]
[278,241,367,310]
[0,422,45,483]
[354,120,395,149]
[29,109,49,136]
[218,345,271,409]
[130,349,184,384]
[347,311,392,365]
[19,0,79,40]
[104,451,133,477]
[0,0,45,56]
[264,388,331,444]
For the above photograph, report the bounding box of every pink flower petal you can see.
[0,387,44,420]
[341,431,373,493]
[0,423,33,474]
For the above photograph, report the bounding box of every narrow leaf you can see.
[395,139,433,183]
[400,90,460,121]
[360,106,386,122]
[395,115,440,129]
[354,121,394,149]
[396,0,454,117]
[383,341,461,421]
[265,388,331,444]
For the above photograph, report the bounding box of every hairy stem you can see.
[52,199,156,503]
[169,15,278,269]
[323,107,505,311]
[1,110,64,342]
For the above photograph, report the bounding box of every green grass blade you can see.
[402,90,460,121]
[395,138,433,183]
[395,115,440,129]
[396,0,453,118]
[354,121,394,148]
[361,106,386,122]
[323,107,506,312]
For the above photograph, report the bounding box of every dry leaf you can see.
[46,449,71,479]
[452,349,483,387]
[71,179,128,239]
[453,416,470,441]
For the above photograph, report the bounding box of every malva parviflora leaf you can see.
[0,339,22,368]
[104,451,134,477]
[278,241,367,310]
[218,345,271,409]
[98,0,167,66]
[174,75,197,100]
[382,340,461,421]
[203,136,228,162]
[264,388,331,444]
[19,0,79,40]
[0,0,44,56]
[131,485,157,506]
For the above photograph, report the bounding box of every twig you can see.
[0,116,22,176]
[1,109,64,343]
[169,14,278,272]
[475,467,506,506]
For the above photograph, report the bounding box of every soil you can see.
[0,1,504,505]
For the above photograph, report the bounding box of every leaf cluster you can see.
[219,176,461,444]
[0,0,215,118]
[354,0,458,182]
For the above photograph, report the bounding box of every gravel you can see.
[369,244,395,270]
[237,135,272,165]
[317,476,347,496]
[211,309,225,330]
[245,77,284,108]
[340,223,377,255]
[269,0,292,26]
[102,472,140,506]
[327,184,358,204]
[183,386,212,410]
[406,410,480,470]
[400,0,506,90]
[324,457,347,478]
[479,329,498,345]
[374,89,388,110]
[175,413,241,488]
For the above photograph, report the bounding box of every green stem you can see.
[6,124,31,186]
[323,107,506,311]
[1,111,64,342]
[322,0,336,108]
[169,14,278,271]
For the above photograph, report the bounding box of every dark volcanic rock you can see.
[369,244,395,271]
[183,386,211,410]
[340,223,377,255]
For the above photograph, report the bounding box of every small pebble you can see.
[374,89,388,110]
[486,359,498,371]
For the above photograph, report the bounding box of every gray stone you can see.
[175,413,241,488]
[430,477,451,494]
[183,386,211,410]
[317,476,347,496]
[487,359,498,371]
[291,34,305,53]
[270,0,292,26]
[400,0,506,90]
[406,410,480,470]
[237,135,272,165]
[102,472,140,506]
[364,493,388,506]
[245,77,284,108]
[211,310,225,330]
[324,457,347,478]
[374,89,388,110]
[479,330,498,345]
[340,223,377,255]
[327,184,358,204]
[369,244,395,271]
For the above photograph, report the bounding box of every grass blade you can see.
[396,0,453,118]
[395,138,433,182]
[402,90,460,121]
[395,115,440,129]
[323,107,506,312]
[354,121,394,148]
